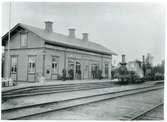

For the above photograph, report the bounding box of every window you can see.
[68,59,74,71]
[11,56,17,74]
[20,32,27,47]
[28,56,36,73]
[52,56,59,74]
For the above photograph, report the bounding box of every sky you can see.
[2,2,165,65]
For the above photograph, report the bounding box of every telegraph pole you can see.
[6,2,12,78]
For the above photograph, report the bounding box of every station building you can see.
[2,21,116,82]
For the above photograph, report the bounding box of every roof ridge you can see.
[20,23,97,43]
[3,23,117,55]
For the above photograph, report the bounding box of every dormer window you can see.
[20,32,28,47]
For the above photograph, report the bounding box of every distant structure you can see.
[2,21,117,82]
[145,53,153,66]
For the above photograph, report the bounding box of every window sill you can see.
[28,72,35,74]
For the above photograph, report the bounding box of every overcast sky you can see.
[2,2,165,65]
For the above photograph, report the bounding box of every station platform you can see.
[2,79,163,92]
[2,79,117,92]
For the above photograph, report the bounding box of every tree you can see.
[145,53,153,68]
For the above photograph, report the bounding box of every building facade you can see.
[2,22,116,82]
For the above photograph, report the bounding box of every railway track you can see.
[2,84,163,120]
[129,103,163,120]
[120,103,164,120]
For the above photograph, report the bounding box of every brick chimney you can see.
[45,21,53,32]
[122,54,126,63]
[68,28,75,38]
[82,33,88,41]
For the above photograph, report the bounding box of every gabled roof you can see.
[2,23,117,56]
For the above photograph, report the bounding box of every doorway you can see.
[51,56,59,80]
[75,61,81,80]
[68,59,75,80]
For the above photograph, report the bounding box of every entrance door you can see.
[75,61,81,80]
[68,59,74,80]
[51,56,59,80]
[10,56,18,81]
[91,63,99,79]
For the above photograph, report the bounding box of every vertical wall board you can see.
[5,33,21,49]
[17,51,27,81]
[27,32,44,48]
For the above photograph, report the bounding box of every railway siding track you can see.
[120,103,163,120]
[2,85,163,120]
[130,103,163,120]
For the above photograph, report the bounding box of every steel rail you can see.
[129,103,163,120]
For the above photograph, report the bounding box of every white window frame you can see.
[28,55,36,74]
[68,58,75,71]
[51,56,59,74]
[10,56,18,74]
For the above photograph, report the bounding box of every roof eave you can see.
[2,23,23,46]
[112,52,118,56]
[45,40,113,56]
